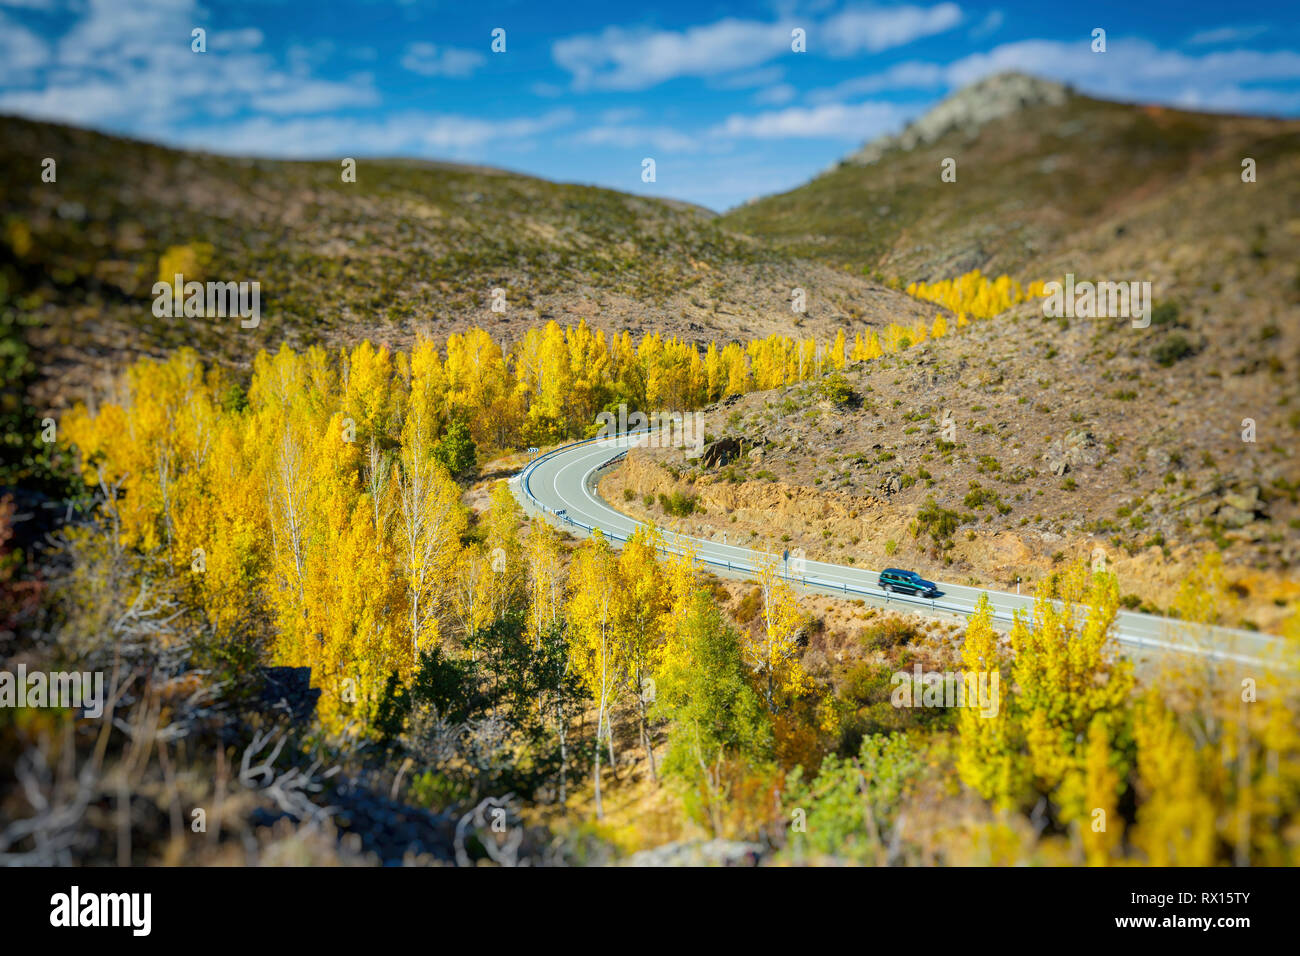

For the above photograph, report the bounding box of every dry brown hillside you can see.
[0,115,930,410]
[605,290,1300,632]
[723,73,1300,285]
[599,74,1300,632]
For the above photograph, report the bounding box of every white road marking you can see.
[515,433,1292,670]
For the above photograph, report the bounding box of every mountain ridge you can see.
[841,71,1073,168]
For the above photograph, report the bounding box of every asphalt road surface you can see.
[511,433,1290,670]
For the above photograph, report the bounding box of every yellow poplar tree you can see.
[1131,689,1216,865]
[524,517,565,648]
[746,549,810,713]
[395,409,466,659]
[1073,714,1124,866]
[956,594,1018,805]
[615,524,668,780]
[829,329,847,370]
[453,542,496,656]
[1009,561,1133,805]
[566,530,625,818]
[483,480,523,620]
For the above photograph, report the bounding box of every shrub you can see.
[734,586,763,623]
[658,490,698,517]
[858,618,919,652]
[914,498,961,546]
[408,770,473,809]
[820,372,856,405]
[840,660,897,704]
[157,241,215,284]
[1152,333,1198,367]
[1151,300,1181,326]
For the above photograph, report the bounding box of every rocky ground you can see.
[601,296,1300,632]
[1,115,931,411]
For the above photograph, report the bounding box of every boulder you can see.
[1042,430,1101,475]
[700,437,743,468]
[1045,455,1069,477]
[1214,485,1266,528]
[701,436,767,468]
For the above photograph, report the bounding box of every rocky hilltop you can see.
[842,72,1072,167]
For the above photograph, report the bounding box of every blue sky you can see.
[3,0,1299,210]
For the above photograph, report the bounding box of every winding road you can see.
[510,432,1291,670]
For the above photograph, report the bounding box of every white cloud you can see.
[209,28,264,53]
[0,10,49,83]
[1188,25,1268,46]
[599,107,644,124]
[796,37,1300,120]
[0,0,382,129]
[423,110,574,151]
[553,18,793,91]
[552,5,962,91]
[710,66,786,90]
[945,37,1300,101]
[970,10,1003,40]
[166,109,576,158]
[821,2,963,56]
[400,42,486,78]
[807,61,946,103]
[1170,84,1300,115]
[250,75,379,114]
[713,100,905,139]
[0,81,127,125]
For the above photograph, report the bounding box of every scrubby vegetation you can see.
[8,416,1297,866]
[4,74,1300,869]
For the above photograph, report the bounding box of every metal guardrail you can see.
[521,435,1054,626]
[514,431,1291,668]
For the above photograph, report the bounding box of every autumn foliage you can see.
[52,329,1299,862]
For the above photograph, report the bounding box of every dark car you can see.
[879,568,939,597]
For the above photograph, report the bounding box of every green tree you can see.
[654,592,773,834]
[783,733,922,864]
[433,417,477,480]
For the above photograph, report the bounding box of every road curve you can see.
[511,432,1291,670]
